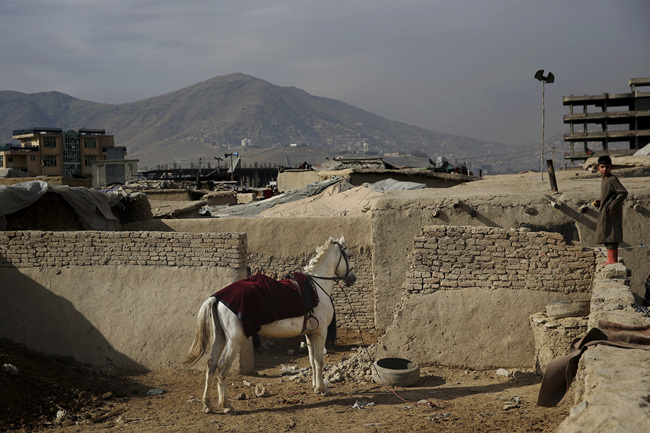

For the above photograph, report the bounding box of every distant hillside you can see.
[1,73,550,173]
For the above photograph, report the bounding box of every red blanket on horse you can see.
[213,273,318,337]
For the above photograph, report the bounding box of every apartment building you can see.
[0,127,120,178]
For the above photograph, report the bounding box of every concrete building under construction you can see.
[563,77,650,162]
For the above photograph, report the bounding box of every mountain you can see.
[0,73,545,173]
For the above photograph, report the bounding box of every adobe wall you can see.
[375,226,595,369]
[122,216,376,329]
[0,230,247,371]
[276,170,319,192]
[126,176,649,338]
[556,263,650,433]
[369,182,650,330]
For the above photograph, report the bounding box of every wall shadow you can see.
[0,262,144,372]
[552,202,597,232]
[633,204,650,219]
[455,201,501,228]
[552,203,634,249]
[0,255,155,430]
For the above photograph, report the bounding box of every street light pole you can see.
[534,70,554,182]
[224,152,238,182]
[541,80,546,181]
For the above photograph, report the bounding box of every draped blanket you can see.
[213,273,318,338]
[537,320,650,407]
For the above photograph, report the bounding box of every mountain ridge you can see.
[1,73,546,172]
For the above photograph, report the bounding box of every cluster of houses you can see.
[0,127,137,188]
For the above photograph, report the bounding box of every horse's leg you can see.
[214,334,247,414]
[212,306,249,414]
[305,331,329,394]
[202,329,226,414]
[306,336,318,389]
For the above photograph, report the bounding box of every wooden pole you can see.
[546,159,558,192]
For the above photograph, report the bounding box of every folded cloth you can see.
[213,272,318,338]
[537,320,650,407]
[599,320,650,345]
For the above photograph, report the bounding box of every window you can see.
[43,137,57,148]
[84,155,97,167]
[0,156,3,167]
[84,137,96,148]
[31,156,36,161]
[42,155,57,167]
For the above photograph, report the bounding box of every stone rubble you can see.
[284,346,376,384]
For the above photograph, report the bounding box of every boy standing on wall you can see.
[593,155,628,266]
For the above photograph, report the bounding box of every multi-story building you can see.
[0,127,120,178]
[563,77,650,162]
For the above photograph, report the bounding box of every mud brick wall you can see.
[121,217,376,329]
[0,230,247,371]
[556,263,650,433]
[375,225,596,369]
[0,230,246,269]
[404,225,595,294]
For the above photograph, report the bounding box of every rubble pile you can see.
[324,347,375,383]
[122,177,227,191]
[284,346,376,384]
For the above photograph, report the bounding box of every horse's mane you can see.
[303,237,334,273]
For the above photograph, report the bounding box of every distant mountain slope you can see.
[1,73,540,172]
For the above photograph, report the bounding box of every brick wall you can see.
[0,230,247,269]
[404,225,595,294]
[0,230,248,370]
[374,225,597,368]
[0,230,374,328]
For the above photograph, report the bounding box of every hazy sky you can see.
[2,0,649,146]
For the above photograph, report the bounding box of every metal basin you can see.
[372,357,420,387]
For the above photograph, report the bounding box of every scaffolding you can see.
[563,78,650,163]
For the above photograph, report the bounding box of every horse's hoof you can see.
[223,406,236,415]
[203,407,215,414]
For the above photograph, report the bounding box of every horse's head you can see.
[332,235,356,287]
[306,235,357,287]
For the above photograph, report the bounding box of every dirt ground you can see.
[0,329,572,433]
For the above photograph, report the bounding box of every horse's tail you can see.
[184,296,218,367]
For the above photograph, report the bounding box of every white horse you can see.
[184,235,356,414]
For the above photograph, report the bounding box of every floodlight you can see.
[533,69,555,182]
